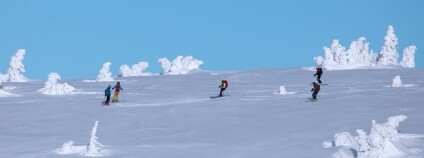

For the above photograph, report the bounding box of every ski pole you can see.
[122,90,126,102]
[225,91,230,96]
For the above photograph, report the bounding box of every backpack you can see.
[223,80,229,88]
[314,83,320,91]
[317,68,323,74]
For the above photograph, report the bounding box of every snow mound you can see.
[325,115,414,158]
[158,56,203,75]
[0,89,18,97]
[391,76,403,87]
[119,61,152,77]
[276,85,296,95]
[315,26,417,70]
[39,73,75,95]
[388,76,415,88]
[55,121,110,156]
[96,62,114,82]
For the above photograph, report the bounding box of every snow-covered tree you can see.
[158,58,172,74]
[320,40,347,70]
[0,73,6,82]
[39,73,75,95]
[399,46,417,68]
[315,26,417,70]
[6,49,28,82]
[346,37,377,67]
[377,25,399,66]
[119,61,149,77]
[158,56,203,75]
[96,62,114,82]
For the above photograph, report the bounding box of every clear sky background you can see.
[0,0,423,79]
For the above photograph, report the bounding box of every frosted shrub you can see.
[391,76,402,87]
[96,62,114,82]
[39,73,75,95]
[119,61,149,77]
[158,56,203,75]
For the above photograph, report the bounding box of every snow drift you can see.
[276,85,296,95]
[38,73,75,95]
[315,26,417,70]
[158,56,203,75]
[96,62,114,82]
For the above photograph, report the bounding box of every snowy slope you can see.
[0,68,423,158]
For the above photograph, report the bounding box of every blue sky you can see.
[1,0,423,79]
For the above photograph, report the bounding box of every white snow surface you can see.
[38,73,76,95]
[1,68,424,158]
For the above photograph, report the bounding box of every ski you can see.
[305,98,318,102]
[210,96,223,99]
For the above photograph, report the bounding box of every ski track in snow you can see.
[115,98,211,107]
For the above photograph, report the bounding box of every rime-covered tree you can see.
[377,25,399,66]
[96,62,114,82]
[158,56,203,75]
[119,62,149,77]
[84,121,103,156]
[158,58,172,74]
[321,40,347,70]
[399,46,417,68]
[7,49,28,82]
[346,37,377,67]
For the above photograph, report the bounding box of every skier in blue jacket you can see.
[104,85,112,105]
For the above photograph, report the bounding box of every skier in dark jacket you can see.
[219,80,228,97]
[313,67,323,84]
[310,82,320,101]
[104,85,112,105]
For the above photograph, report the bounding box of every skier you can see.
[313,67,323,84]
[104,85,112,105]
[112,82,124,103]
[310,82,320,101]
[219,80,228,97]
